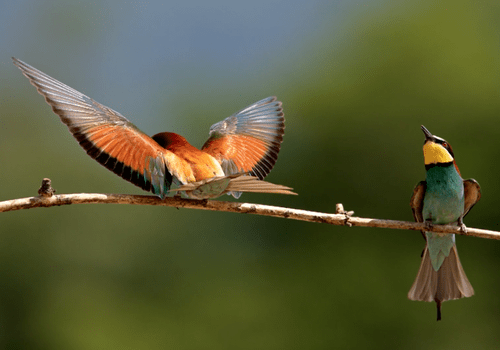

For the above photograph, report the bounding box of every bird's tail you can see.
[224,175,296,196]
[408,244,474,320]
[169,175,296,199]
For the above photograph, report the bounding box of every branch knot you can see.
[335,203,354,227]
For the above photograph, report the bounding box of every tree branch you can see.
[2,179,499,241]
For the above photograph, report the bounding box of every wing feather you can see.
[410,181,427,240]
[410,181,426,223]
[13,57,173,197]
[463,179,481,218]
[202,96,285,179]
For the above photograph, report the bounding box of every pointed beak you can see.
[421,125,434,142]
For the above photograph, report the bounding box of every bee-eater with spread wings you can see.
[13,58,295,199]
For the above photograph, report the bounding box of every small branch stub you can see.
[38,178,55,197]
[335,203,354,227]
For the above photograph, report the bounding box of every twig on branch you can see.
[1,179,499,241]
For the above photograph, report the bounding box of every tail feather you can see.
[408,245,474,320]
[169,175,296,199]
[224,175,295,195]
[436,245,474,301]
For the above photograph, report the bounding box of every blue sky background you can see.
[2,0,358,132]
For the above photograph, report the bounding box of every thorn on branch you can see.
[38,178,55,198]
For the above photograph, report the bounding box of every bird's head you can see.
[421,125,455,166]
[152,132,188,150]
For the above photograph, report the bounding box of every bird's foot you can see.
[458,217,467,234]
[424,221,434,231]
[172,192,183,209]
[458,223,468,234]
[335,203,354,227]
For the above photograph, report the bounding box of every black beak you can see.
[421,125,434,141]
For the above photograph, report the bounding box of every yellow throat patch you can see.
[423,141,453,165]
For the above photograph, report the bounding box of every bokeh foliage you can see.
[1,0,500,349]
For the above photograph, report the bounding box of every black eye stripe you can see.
[425,134,455,160]
[439,140,454,158]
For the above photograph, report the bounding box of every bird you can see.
[408,125,481,321]
[12,57,295,199]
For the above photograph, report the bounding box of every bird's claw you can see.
[459,223,468,234]
[457,217,468,234]
[424,221,434,231]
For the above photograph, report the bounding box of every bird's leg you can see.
[172,192,182,210]
[458,216,467,234]
[424,219,434,231]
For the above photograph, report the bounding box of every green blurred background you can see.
[1,0,500,348]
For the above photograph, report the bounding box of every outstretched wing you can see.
[13,58,173,198]
[201,96,285,180]
[463,179,481,218]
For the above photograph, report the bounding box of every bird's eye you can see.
[442,142,448,148]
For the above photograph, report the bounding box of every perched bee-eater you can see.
[13,58,295,199]
[408,125,481,320]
